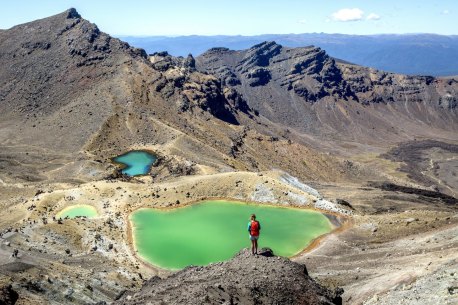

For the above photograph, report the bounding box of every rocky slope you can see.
[196,42,458,145]
[0,9,371,188]
[0,8,148,152]
[116,248,342,305]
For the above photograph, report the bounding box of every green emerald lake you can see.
[113,150,157,176]
[57,205,98,219]
[130,200,333,269]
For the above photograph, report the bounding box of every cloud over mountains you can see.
[332,8,381,22]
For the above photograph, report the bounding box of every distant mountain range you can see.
[119,33,458,77]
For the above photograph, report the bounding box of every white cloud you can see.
[367,13,381,21]
[331,8,364,22]
[441,10,450,15]
[297,19,307,24]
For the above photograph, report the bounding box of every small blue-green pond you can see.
[113,151,157,176]
[56,205,98,219]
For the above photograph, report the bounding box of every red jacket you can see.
[248,220,261,236]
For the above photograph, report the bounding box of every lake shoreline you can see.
[111,150,157,177]
[127,199,350,270]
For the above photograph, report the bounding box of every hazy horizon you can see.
[116,33,458,38]
[1,0,457,36]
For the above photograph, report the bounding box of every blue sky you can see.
[0,1,456,36]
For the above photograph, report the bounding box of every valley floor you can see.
[0,146,457,304]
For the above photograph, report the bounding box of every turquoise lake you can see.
[113,151,157,176]
[130,200,333,269]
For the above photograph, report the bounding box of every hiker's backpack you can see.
[250,220,260,236]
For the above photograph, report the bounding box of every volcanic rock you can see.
[196,41,458,141]
[0,284,19,305]
[115,249,342,305]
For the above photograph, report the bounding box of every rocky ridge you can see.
[116,248,343,305]
[148,51,253,124]
[196,41,458,142]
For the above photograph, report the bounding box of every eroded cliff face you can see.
[148,51,252,124]
[196,41,458,142]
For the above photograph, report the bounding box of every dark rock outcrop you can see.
[196,41,352,103]
[0,284,19,305]
[246,67,271,87]
[240,41,282,69]
[381,140,458,192]
[149,50,252,124]
[369,181,458,205]
[149,51,195,72]
[115,249,342,305]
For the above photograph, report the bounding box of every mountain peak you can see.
[66,8,81,19]
[250,40,282,50]
[242,41,282,68]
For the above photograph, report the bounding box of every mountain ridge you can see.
[120,33,458,76]
[196,40,458,145]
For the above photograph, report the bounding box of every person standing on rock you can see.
[248,214,261,255]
